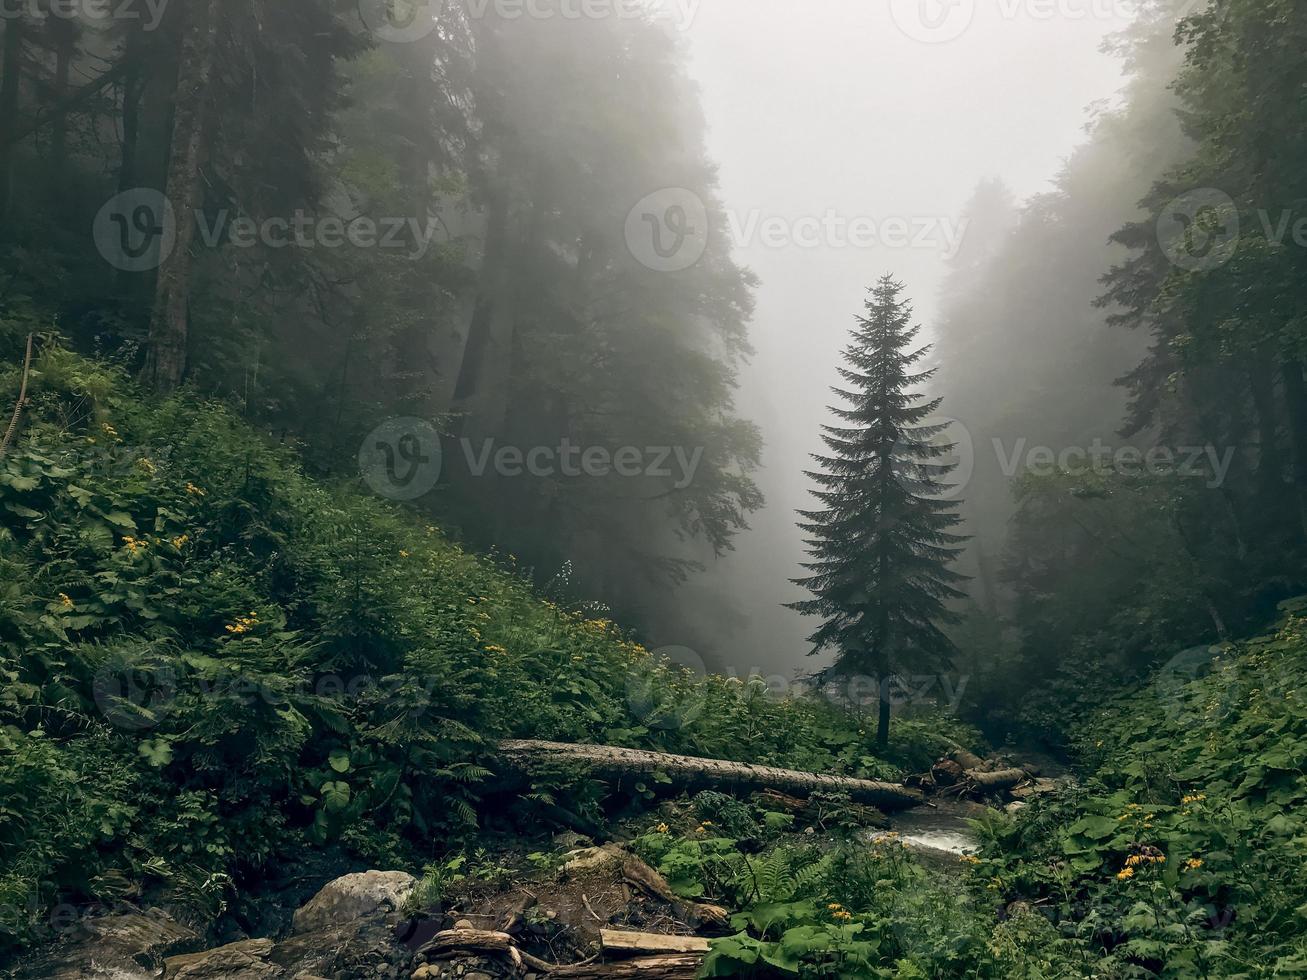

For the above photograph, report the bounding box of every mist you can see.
[657,0,1144,677]
[7,0,1307,969]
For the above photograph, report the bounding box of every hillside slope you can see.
[972,603,1307,976]
[0,343,970,954]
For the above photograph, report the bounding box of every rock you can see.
[1004,801,1027,815]
[424,955,513,979]
[1009,778,1058,801]
[291,871,417,935]
[20,910,202,980]
[271,919,412,978]
[164,938,278,979]
[950,748,986,770]
[562,845,626,875]
[931,759,966,787]
[552,831,591,849]
[453,919,475,930]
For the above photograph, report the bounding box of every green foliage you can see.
[692,792,762,840]
[0,345,960,954]
[700,833,1082,978]
[403,854,468,918]
[789,275,968,747]
[972,602,1307,976]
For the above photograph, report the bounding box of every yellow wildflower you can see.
[1116,867,1135,881]
[58,593,73,609]
[656,823,669,834]
[1183,858,1204,871]
[832,910,853,921]
[185,483,206,497]
[171,534,189,550]
[136,457,156,475]
[827,903,843,911]
[399,550,410,559]
[225,613,259,636]
[122,536,145,555]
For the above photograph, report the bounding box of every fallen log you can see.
[549,953,705,978]
[600,930,711,955]
[496,740,922,811]
[418,928,514,958]
[417,928,565,974]
[616,850,729,927]
[966,768,1030,793]
[949,747,986,770]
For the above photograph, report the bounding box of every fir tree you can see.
[790,275,968,748]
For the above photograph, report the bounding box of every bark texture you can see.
[966,768,1031,792]
[143,0,219,391]
[495,739,922,810]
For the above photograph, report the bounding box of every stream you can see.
[869,800,989,858]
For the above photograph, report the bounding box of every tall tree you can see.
[790,277,967,748]
[142,0,220,391]
[0,11,28,218]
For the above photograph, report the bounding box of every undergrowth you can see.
[0,340,974,953]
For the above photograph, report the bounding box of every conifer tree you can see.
[790,276,968,748]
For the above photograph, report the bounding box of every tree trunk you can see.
[600,931,710,956]
[452,178,516,435]
[876,674,891,750]
[495,740,923,811]
[142,0,219,392]
[0,16,25,219]
[1248,352,1283,496]
[47,20,76,185]
[117,28,146,196]
[966,768,1031,792]
[1281,358,1307,541]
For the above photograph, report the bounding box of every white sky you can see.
[673,0,1138,674]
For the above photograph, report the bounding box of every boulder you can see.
[291,871,417,935]
[272,916,415,977]
[21,910,201,980]
[561,845,626,876]
[1009,778,1059,801]
[164,938,278,979]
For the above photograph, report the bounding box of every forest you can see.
[1,0,1306,976]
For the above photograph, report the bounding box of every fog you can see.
[669,1,1138,676]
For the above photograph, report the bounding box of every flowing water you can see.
[870,801,987,856]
